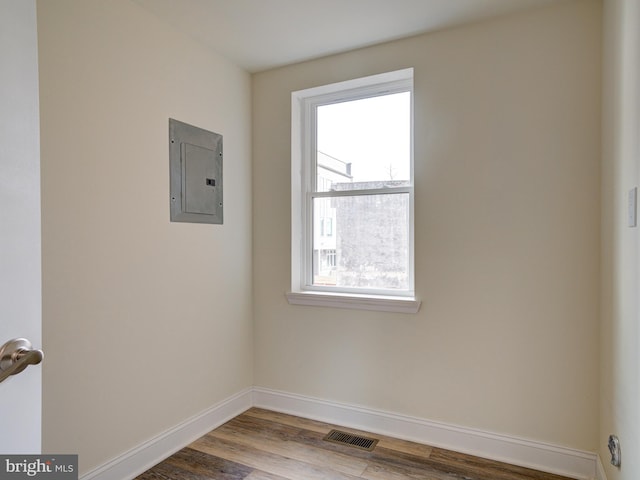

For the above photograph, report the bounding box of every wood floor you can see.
[136,408,573,480]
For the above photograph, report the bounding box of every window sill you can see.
[285,291,421,314]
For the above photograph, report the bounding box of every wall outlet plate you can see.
[608,435,621,467]
[628,187,637,227]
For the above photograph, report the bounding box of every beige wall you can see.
[601,0,640,478]
[37,0,253,474]
[253,0,601,451]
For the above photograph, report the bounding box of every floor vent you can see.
[323,429,379,451]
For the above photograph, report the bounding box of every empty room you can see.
[0,0,637,479]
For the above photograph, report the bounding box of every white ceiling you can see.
[133,0,565,73]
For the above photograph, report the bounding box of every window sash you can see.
[307,190,412,296]
[292,69,415,300]
[309,186,412,199]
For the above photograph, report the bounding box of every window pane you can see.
[312,193,410,290]
[316,92,410,192]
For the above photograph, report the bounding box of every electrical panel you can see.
[169,118,223,224]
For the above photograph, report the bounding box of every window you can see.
[287,69,420,313]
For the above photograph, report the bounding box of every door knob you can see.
[0,338,43,384]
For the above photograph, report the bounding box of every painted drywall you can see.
[253,0,601,451]
[0,0,42,453]
[601,0,640,478]
[37,0,253,474]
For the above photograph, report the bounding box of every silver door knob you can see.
[0,338,43,384]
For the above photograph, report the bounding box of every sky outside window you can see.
[316,91,411,185]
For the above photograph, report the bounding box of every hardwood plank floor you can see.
[136,408,574,480]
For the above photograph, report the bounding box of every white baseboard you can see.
[79,386,599,480]
[252,387,598,480]
[80,388,253,480]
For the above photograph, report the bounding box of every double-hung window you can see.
[288,69,420,313]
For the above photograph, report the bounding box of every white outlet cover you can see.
[629,187,637,228]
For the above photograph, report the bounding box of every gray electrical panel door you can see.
[169,118,223,224]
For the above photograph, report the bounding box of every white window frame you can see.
[287,68,421,314]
